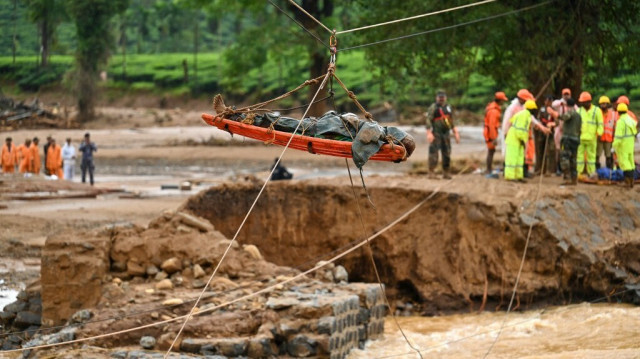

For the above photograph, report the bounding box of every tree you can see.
[195,0,338,115]
[66,0,128,122]
[286,0,334,116]
[24,0,67,67]
[349,0,640,101]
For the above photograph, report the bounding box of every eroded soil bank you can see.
[185,175,640,314]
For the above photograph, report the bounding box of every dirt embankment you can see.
[184,176,640,314]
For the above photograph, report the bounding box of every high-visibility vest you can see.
[600,110,615,142]
[613,113,638,151]
[505,109,532,146]
[579,105,604,141]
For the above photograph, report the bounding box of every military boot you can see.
[626,171,635,189]
[442,170,452,180]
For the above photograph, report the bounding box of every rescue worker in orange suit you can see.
[426,91,460,179]
[483,91,508,174]
[46,138,63,179]
[1,137,18,174]
[596,96,615,169]
[29,137,41,174]
[534,95,558,175]
[17,138,32,174]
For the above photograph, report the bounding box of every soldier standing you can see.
[426,91,460,179]
[559,98,582,185]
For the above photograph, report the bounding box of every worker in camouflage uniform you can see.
[426,91,460,179]
[559,98,582,185]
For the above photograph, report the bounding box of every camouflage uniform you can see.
[426,102,455,173]
[559,109,582,182]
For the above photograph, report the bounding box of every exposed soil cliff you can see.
[184,176,640,314]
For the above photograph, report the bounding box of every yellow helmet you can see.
[617,103,628,112]
[598,96,611,105]
[524,100,538,110]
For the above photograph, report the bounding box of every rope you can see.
[251,93,333,113]
[338,1,553,52]
[287,0,333,34]
[336,0,497,35]
[372,287,637,359]
[3,176,447,355]
[332,72,373,120]
[235,75,325,113]
[267,0,329,49]
[346,158,430,359]
[163,69,333,357]
[481,131,552,359]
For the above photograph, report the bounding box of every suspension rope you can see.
[481,131,552,358]
[336,0,497,35]
[287,0,333,34]
[338,1,553,52]
[332,72,373,120]
[267,0,330,49]
[232,74,326,114]
[346,159,465,359]
[4,177,448,355]
[163,69,333,358]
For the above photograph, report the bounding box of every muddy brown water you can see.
[348,303,640,358]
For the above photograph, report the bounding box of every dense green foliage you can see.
[66,0,128,121]
[2,0,639,117]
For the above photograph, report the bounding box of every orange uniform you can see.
[483,101,502,150]
[30,143,41,174]
[525,130,535,168]
[18,144,32,173]
[46,144,63,178]
[1,143,17,173]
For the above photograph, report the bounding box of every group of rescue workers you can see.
[1,133,97,185]
[426,89,638,188]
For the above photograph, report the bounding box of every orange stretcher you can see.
[201,113,407,162]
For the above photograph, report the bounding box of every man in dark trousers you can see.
[426,91,460,179]
[559,98,582,185]
[79,132,97,185]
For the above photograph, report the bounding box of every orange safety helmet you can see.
[517,89,534,101]
[578,91,592,102]
[562,88,571,96]
[494,91,508,101]
[617,95,630,105]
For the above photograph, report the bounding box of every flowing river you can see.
[349,303,640,359]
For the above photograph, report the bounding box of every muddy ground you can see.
[1,104,639,358]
